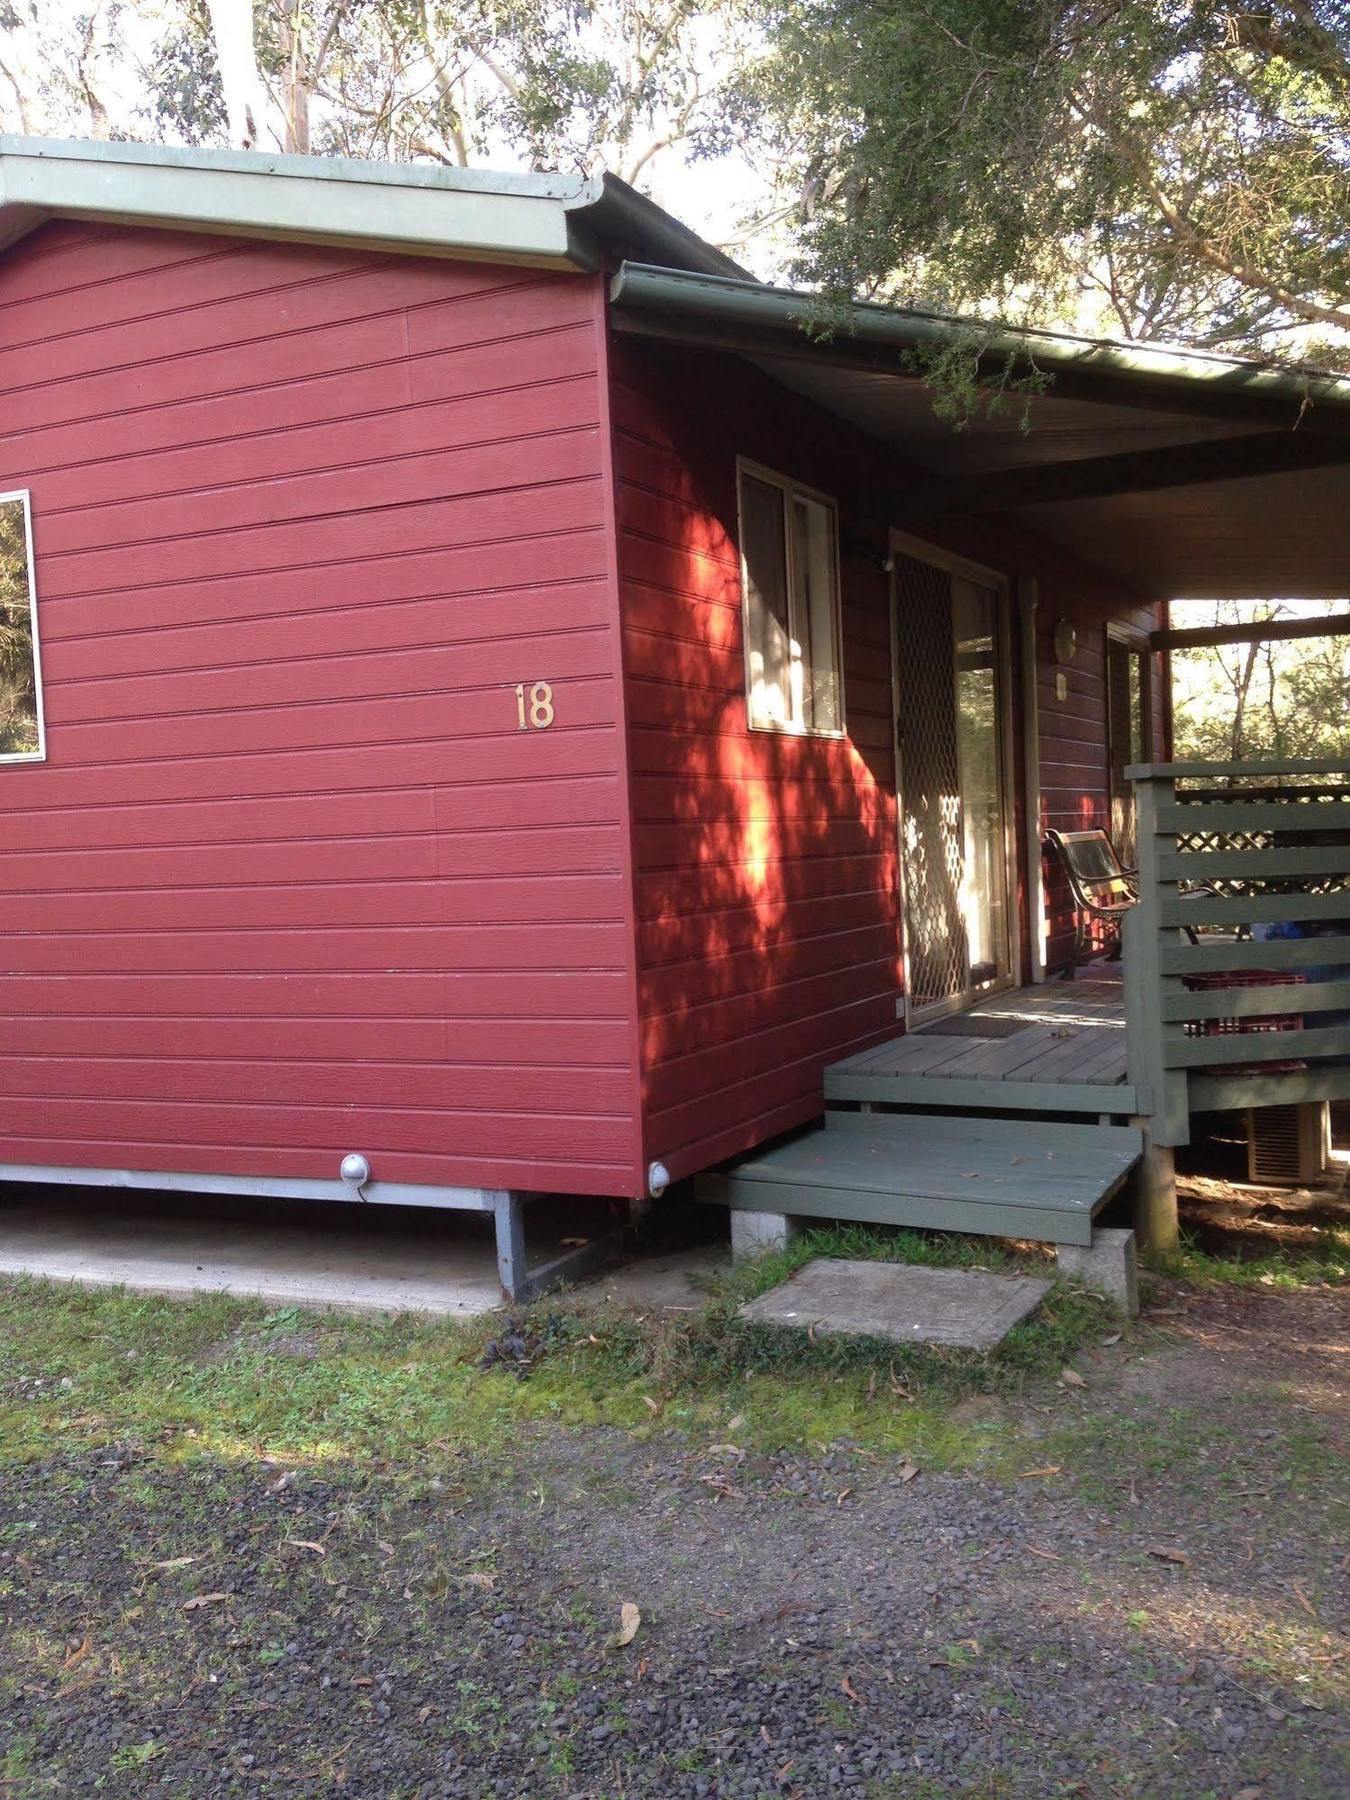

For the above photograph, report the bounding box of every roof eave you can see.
[609,262,1350,427]
[0,137,748,280]
[0,135,598,270]
[568,174,750,281]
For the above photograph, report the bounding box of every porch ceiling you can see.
[610,263,1350,600]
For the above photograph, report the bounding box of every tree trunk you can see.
[206,0,267,149]
[278,7,311,154]
[1228,639,1261,763]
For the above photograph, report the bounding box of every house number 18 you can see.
[514,681,555,729]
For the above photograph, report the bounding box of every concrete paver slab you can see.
[737,1256,1051,1350]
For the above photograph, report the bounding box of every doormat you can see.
[923,1013,1028,1039]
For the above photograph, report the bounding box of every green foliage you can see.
[1152,1227,1349,1288]
[148,0,225,145]
[747,2,1350,370]
[1171,600,1350,763]
[138,1,743,184]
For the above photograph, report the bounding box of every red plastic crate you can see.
[1183,970,1305,1073]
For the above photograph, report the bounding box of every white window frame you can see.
[0,488,45,766]
[736,456,846,739]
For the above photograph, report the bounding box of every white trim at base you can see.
[0,1163,501,1212]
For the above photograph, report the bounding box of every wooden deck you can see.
[702,1111,1143,1246]
[825,976,1142,1116]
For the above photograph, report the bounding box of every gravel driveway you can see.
[1,1283,1346,1798]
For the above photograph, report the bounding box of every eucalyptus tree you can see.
[152,0,743,185]
[746,2,1350,369]
[1,1,746,195]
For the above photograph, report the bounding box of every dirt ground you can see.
[1,1277,1346,1799]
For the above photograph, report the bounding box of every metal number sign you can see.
[514,681,555,729]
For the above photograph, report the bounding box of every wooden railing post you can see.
[1124,768,1185,1253]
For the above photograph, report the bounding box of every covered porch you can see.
[636,266,1350,1261]
[709,753,1350,1261]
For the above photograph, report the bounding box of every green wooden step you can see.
[699,1113,1143,1247]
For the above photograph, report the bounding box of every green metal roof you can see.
[2,136,1345,597]
[0,135,745,278]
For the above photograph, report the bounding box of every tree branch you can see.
[1074,99,1350,335]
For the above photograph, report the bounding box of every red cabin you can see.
[2,137,1347,1294]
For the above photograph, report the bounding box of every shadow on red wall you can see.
[614,344,900,1177]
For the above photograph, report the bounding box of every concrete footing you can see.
[730,1209,799,1256]
[1057,1227,1139,1317]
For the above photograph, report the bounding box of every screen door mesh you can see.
[894,553,969,1010]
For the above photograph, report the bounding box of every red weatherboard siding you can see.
[610,341,900,1182]
[0,222,645,1196]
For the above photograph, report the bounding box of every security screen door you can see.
[893,550,1013,1021]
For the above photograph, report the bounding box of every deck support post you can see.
[1131,1129,1178,1255]
[729,1209,799,1256]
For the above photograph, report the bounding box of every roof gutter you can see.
[609,262,1350,426]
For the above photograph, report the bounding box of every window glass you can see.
[740,467,842,735]
[741,474,792,727]
[951,576,1008,983]
[0,494,41,761]
[792,494,841,733]
[1128,649,1146,762]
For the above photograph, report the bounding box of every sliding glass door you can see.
[893,550,1014,1020]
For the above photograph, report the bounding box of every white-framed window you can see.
[737,458,844,736]
[0,490,43,764]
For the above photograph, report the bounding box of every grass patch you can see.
[1151,1227,1349,1290]
[0,1226,1114,1474]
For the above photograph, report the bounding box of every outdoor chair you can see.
[1045,828,1138,978]
[1046,827,1216,978]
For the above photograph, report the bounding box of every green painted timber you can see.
[1162,977,1350,1021]
[1156,800,1350,835]
[1160,936,1350,975]
[702,1112,1142,1247]
[1163,1023,1350,1068]
[825,1111,1138,1154]
[1189,1064,1350,1110]
[1127,761,1350,1146]
[1124,788,1191,1147]
[822,1070,1141,1114]
[1159,892,1350,928]
[1152,615,1350,652]
[1127,759,1350,780]
[1158,846,1350,881]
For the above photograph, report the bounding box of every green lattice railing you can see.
[1123,759,1350,1146]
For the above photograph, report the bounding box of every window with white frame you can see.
[738,462,844,735]
[0,491,43,762]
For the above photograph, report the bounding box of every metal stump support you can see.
[491,1191,631,1305]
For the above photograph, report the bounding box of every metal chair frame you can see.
[1045,827,1140,979]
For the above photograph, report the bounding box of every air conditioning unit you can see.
[1246,1102,1331,1187]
